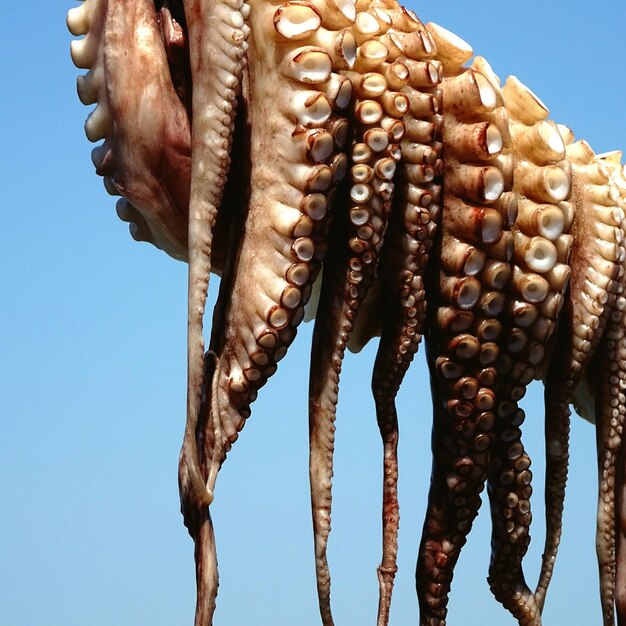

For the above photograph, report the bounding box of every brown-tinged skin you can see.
[67,4,626,624]
[417,48,514,625]
[68,0,192,260]
[195,3,353,621]
[306,7,442,624]
[68,4,246,621]
[372,180,438,626]
[309,122,400,626]
[616,266,626,626]
[483,78,575,625]
[537,147,622,620]
[591,157,626,625]
[369,22,442,623]
[68,4,246,583]
[68,0,245,272]
[179,0,249,623]
[203,0,350,489]
[180,0,248,513]
[308,38,402,626]
[179,90,251,626]
[486,410,537,625]
[596,312,626,626]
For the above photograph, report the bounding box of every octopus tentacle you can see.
[609,160,626,625]
[308,4,424,619]
[189,6,354,621]
[68,0,192,260]
[181,135,251,625]
[485,76,573,624]
[369,17,442,624]
[597,313,626,625]
[372,189,438,624]
[179,0,250,621]
[202,0,353,487]
[416,27,512,625]
[537,141,623,617]
[181,352,222,626]
[181,0,249,508]
[590,153,626,624]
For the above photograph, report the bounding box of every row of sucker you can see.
[484,76,572,625]
[537,137,624,622]
[66,4,626,626]
[68,0,113,159]
[607,158,626,625]
[368,5,442,625]
[591,152,626,625]
[416,24,513,626]
[182,0,251,512]
[207,0,355,487]
[187,3,352,624]
[307,1,423,623]
[68,0,193,261]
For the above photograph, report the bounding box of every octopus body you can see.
[68,1,625,625]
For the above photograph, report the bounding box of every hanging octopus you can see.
[67,0,626,624]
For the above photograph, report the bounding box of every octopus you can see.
[67,0,626,624]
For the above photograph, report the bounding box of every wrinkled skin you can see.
[68,1,626,625]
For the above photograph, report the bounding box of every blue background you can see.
[1,1,624,624]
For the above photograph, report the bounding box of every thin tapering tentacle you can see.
[591,153,626,624]
[537,143,623,615]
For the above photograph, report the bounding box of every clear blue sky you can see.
[1,2,624,624]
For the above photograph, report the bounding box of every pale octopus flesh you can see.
[67,0,626,624]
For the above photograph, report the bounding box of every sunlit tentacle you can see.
[484,76,573,625]
[537,142,623,620]
[589,153,626,624]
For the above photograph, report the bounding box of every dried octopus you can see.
[67,0,626,624]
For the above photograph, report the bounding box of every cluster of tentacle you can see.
[68,1,626,625]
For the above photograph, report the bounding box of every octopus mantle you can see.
[68,1,626,624]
